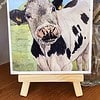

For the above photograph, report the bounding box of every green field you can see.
[11,24,37,71]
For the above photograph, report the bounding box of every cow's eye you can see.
[52,6,56,12]
[25,13,31,19]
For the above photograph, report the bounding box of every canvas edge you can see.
[6,0,93,75]
[7,0,13,75]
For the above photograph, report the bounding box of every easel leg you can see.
[73,82,83,97]
[20,82,30,97]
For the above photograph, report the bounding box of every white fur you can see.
[57,0,90,70]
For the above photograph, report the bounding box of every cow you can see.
[10,0,91,71]
[10,9,27,25]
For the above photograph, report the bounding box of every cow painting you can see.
[9,0,93,72]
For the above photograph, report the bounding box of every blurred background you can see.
[0,0,9,65]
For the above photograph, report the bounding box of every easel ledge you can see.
[18,74,84,97]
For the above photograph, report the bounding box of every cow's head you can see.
[25,0,62,44]
[10,0,63,44]
[10,0,79,44]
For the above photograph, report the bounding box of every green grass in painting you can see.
[11,24,37,71]
[73,61,78,71]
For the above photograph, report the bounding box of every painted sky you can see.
[9,0,71,10]
[63,0,72,6]
[9,0,27,10]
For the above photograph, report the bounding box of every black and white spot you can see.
[47,36,71,59]
[31,39,44,58]
[81,13,89,24]
[72,24,83,54]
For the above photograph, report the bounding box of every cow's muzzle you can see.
[36,25,61,43]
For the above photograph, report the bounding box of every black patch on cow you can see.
[31,39,44,58]
[77,24,81,31]
[52,0,63,10]
[72,25,79,35]
[72,41,79,54]
[78,33,83,46]
[81,13,89,24]
[66,48,71,59]
[47,36,66,57]
[64,0,78,8]
[72,33,83,54]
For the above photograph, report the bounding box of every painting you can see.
[7,0,93,74]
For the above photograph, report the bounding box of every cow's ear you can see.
[64,0,78,8]
[10,9,27,25]
[52,0,63,10]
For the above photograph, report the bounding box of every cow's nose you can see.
[37,25,59,39]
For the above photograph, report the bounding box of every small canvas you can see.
[7,0,93,74]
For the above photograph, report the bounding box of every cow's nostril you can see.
[42,30,45,35]
[37,30,45,38]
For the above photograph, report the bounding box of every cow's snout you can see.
[36,25,61,42]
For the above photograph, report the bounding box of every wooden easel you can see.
[18,74,84,97]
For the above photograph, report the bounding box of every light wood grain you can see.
[73,82,83,97]
[18,74,83,82]
[20,82,30,97]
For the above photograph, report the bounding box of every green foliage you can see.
[72,61,77,71]
[11,24,37,71]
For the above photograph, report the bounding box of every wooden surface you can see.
[0,63,100,100]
